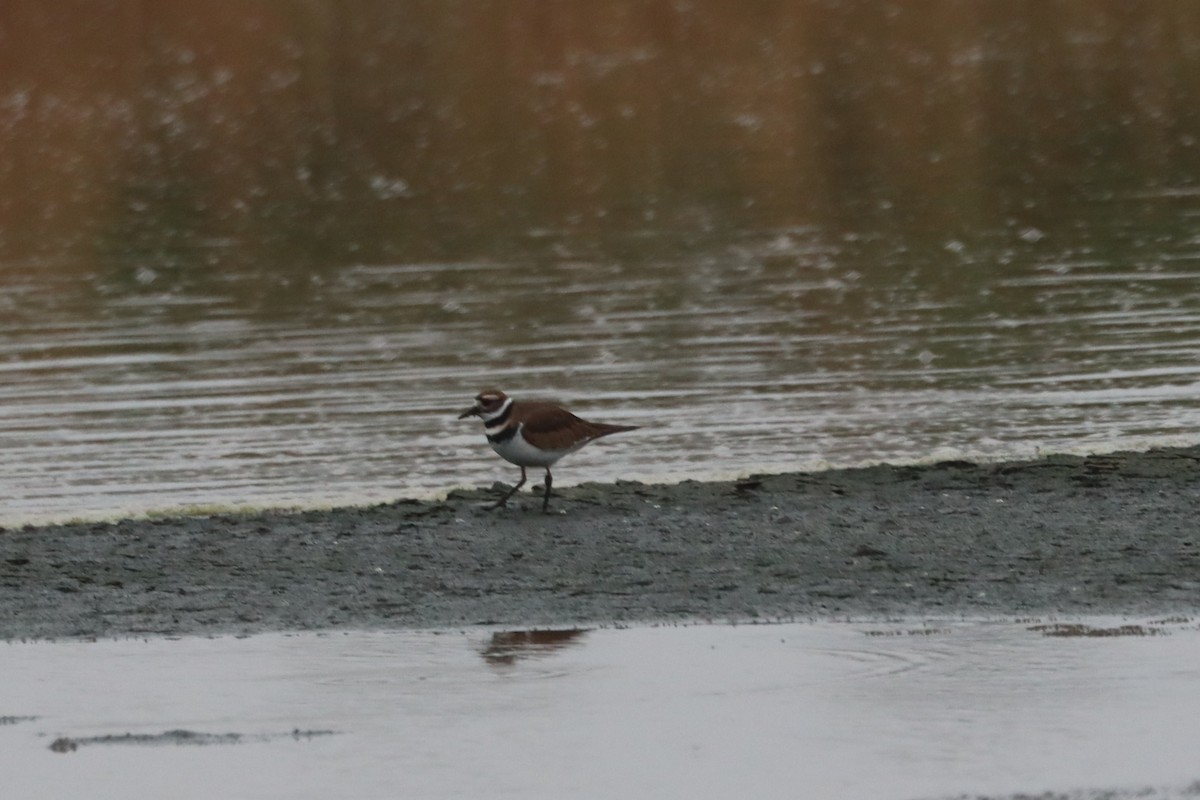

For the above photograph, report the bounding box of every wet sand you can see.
[3,446,1200,640]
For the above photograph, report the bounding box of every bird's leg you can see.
[490,466,527,509]
[541,468,553,513]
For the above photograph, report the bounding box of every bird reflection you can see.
[480,629,589,666]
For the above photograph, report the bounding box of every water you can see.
[5,215,1200,525]
[4,619,1200,800]
[4,3,1200,524]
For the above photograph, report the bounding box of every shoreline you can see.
[2,446,1200,640]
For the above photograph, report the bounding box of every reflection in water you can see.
[4,2,1200,264]
[3,3,1200,522]
[3,622,1200,799]
[480,629,589,667]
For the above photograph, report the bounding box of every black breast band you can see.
[487,426,517,444]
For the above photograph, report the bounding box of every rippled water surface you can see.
[4,620,1200,800]
[5,219,1200,524]
[4,3,1200,523]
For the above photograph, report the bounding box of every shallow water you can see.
[4,3,1200,523]
[4,220,1200,525]
[4,619,1200,800]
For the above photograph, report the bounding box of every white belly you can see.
[490,425,579,467]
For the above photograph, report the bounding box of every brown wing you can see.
[518,401,638,451]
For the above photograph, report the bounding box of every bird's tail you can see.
[591,423,639,438]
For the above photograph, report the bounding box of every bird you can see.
[458,388,638,512]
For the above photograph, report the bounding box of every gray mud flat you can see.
[3,447,1200,639]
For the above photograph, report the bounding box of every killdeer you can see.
[458,389,638,512]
